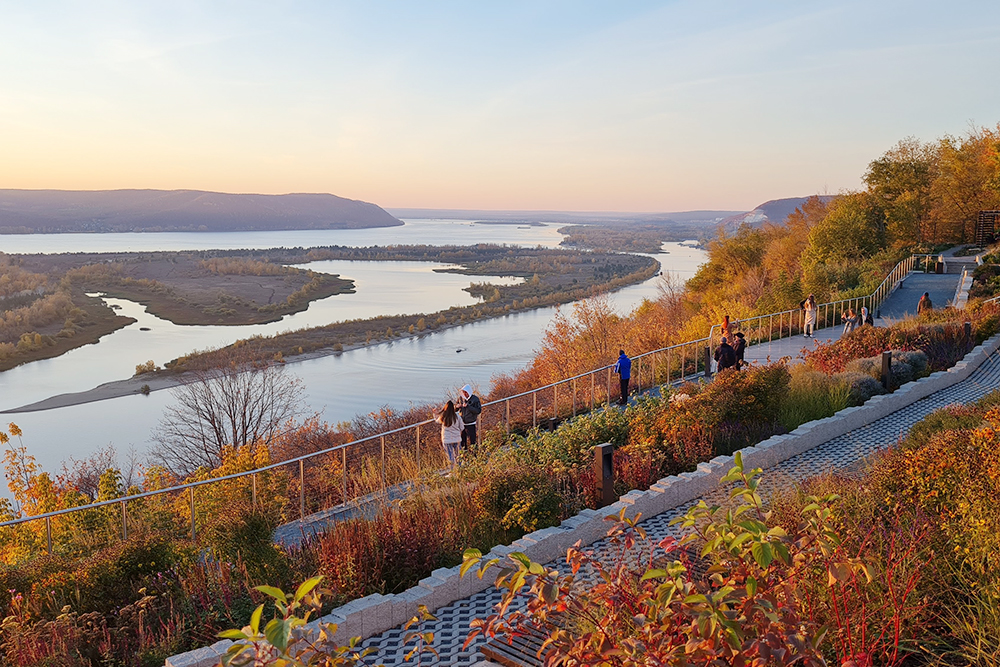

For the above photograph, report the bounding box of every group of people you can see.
[840,305,874,334]
[714,325,746,372]
[431,384,481,470]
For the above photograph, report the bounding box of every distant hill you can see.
[0,189,401,234]
[718,196,836,232]
[387,208,742,225]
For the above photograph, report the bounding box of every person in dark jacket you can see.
[457,384,482,449]
[613,350,631,406]
[732,332,746,369]
[917,292,933,314]
[714,336,737,372]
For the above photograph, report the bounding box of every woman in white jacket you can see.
[433,400,463,470]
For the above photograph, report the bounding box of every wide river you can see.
[0,220,706,473]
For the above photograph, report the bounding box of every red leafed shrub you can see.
[804,326,928,374]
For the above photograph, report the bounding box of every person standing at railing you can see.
[860,306,873,326]
[917,292,933,314]
[802,294,817,337]
[721,314,734,341]
[613,350,631,406]
[714,336,737,372]
[732,332,746,369]
[456,384,482,450]
[842,308,858,334]
[433,400,462,470]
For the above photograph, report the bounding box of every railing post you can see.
[252,473,257,507]
[46,516,52,555]
[533,392,537,428]
[704,346,712,378]
[591,372,595,410]
[607,367,612,406]
[342,447,348,504]
[553,384,558,420]
[380,436,386,492]
[505,399,510,434]
[299,459,306,518]
[415,424,421,468]
[572,378,577,417]
[666,348,671,385]
[121,500,127,541]
[190,486,196,541]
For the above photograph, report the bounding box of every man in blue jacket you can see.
[613,350,631,406]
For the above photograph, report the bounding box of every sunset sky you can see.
[2,1,999,212]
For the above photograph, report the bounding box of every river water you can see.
[0,220,706,473]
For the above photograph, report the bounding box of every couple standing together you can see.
[432,384,482,469]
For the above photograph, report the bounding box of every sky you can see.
[1,1,999,212]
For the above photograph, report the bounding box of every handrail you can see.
[706,254,928,359]
[0,253,929,552]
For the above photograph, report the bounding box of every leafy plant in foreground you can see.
[462,453,866,666]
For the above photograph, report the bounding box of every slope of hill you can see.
[387,208,741,225]
[719,195,836,231]
[0,189,401,234]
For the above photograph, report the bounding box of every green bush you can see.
[779,367,852,431]
[202,502,287,585]
[473,466,562,533]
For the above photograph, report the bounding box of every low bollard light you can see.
[594,443,615,508]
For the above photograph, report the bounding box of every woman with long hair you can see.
[433,400,463,470]
[803,294,817,337]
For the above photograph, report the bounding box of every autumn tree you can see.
[929,125,1000,242]
[865,137,938,245]
[151,357,304,476]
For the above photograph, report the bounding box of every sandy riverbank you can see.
[1,327,445,414]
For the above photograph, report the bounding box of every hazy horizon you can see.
[2,2,999,211]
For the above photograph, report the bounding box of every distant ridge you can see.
[388,208,742,225]
[0,189,401,234]
[718,195,836,231]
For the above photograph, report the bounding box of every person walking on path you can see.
[432,400,463,470]
[861,306,874,326]
[613,350,631,406]
[802,294,817,337]
[732,332,746,369]
[715,336,737,372]
[917,292,933,314]
[456,385,481,450]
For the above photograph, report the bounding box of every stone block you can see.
[166,640,234,667]
[389,587,433,628]
[417,567,460,612]
[519,526,564,563]
[356,593,394,639]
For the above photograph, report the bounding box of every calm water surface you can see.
[1,222,705,474]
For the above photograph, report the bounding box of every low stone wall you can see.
[165,333,1000,667]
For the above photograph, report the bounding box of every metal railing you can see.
[0,253,929,554]
[706,254,928,361]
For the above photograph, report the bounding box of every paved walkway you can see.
[357,275,989,666]
[879,271,961,320]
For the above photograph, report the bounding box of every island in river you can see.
[0,244,658,377]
